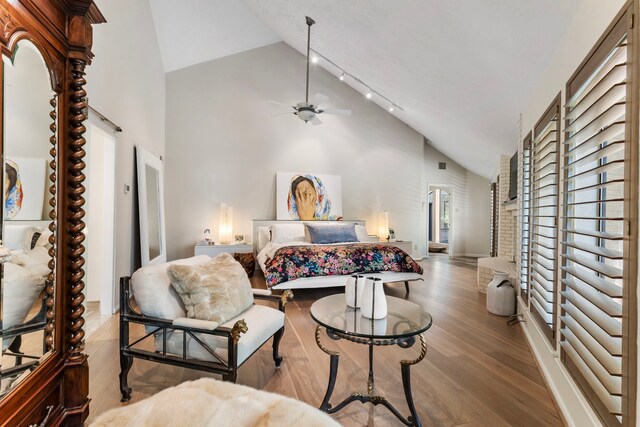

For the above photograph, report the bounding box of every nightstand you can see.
[194,243,253,257]
[379,240,413,257]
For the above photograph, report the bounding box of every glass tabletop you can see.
[310,294,433,340]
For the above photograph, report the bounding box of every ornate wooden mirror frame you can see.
[0,1,104,425]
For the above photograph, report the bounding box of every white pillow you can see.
[23,226,52,250]
[131,255,211,320]
[257,226,271,252]
[270,224,307,244]
[355,225,371,242]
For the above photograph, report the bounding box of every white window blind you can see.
[561,28,628,424]
[520,135,532,300]
[530,99,560,343]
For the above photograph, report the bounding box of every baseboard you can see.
[519,311,601,427]
[463,253,490,258]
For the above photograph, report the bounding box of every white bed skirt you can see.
[271,272,423,290]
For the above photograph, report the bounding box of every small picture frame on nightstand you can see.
[234,234,245,244]
[388,228,396,242]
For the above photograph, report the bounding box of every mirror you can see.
[136,147,166,266]
[0,39,58,397]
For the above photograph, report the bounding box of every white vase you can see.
[486,270,516,316]
[345,275,366,308]
[361,277,387,319]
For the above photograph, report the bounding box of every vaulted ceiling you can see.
[149,0,583,178]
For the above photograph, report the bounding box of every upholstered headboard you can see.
[252,220,367,254]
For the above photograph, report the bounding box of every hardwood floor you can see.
[84,256,563,426]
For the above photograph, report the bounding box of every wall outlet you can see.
[124,183,131,194]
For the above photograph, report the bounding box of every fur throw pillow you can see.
[167,253,254,323]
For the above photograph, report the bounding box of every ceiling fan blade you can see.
[319,109,352,117]
[310,116,322,126]
[268,100,293,108]
[309,93,329,107]
[270,112,293,118]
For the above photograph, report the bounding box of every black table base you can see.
[315,326,427,427]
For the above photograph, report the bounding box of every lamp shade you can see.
[219,203,233,244]
[378,211,389,241]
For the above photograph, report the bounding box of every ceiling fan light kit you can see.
[269,16,352,125]
[269,15,403,124]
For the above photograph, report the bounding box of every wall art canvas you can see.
[4,157,46,220]
[276,172,343,220]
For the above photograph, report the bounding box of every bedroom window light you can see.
[219,203,233,244]
[559,5,636,424]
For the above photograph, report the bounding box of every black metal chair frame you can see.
[119,276,293,402]
[1,296,48,386]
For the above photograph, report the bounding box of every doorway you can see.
[427,185,452,256]
[85,113,117,316]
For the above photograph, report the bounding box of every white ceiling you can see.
[149,0,280,72]
[150,0,583,178]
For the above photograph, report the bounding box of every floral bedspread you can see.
[263,243,423,288]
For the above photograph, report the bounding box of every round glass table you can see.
[310,294,433,427]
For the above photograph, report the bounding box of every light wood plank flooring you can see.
[85,256,563,426]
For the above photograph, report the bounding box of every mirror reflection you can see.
[0,40,57,397]
[145,164,161,261]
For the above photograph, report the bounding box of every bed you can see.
[253,220,423,290]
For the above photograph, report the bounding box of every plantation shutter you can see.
[529,96,561,344]
[520,133,532,300]
[560,7,635,426]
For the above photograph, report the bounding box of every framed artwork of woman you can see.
[276,172,343,221]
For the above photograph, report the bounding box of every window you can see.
[520,132,532,300]
[529,95,561,344]
[490,181,498,257]
[561,5,636,425]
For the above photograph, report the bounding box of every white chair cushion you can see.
[131,255,210,320]
[156,304,284,365]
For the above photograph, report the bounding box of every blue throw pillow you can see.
[306,223,358,244]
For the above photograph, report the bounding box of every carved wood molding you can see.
[67,58,88,359]
[0,3,24,45]
[45,94,58,351]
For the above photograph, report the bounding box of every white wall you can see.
[516,0,627,426]
[164,42,433,260]
[465,170,491,257]
[422,141,490,258]
[87,0,166,283]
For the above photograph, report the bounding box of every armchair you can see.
[119,256,293,402]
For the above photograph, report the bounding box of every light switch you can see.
[124,183,131,194]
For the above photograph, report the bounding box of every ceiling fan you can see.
[270,16,351,125]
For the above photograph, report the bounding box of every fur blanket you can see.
[90,378,341,427]
[167,253,254,323]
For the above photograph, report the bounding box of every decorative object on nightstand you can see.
[234,234,245,244]
[388,228,396,242]
[198,228,213,245]
[219,203,233,244]
[378,211,389,241]
[233,253,256,278]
